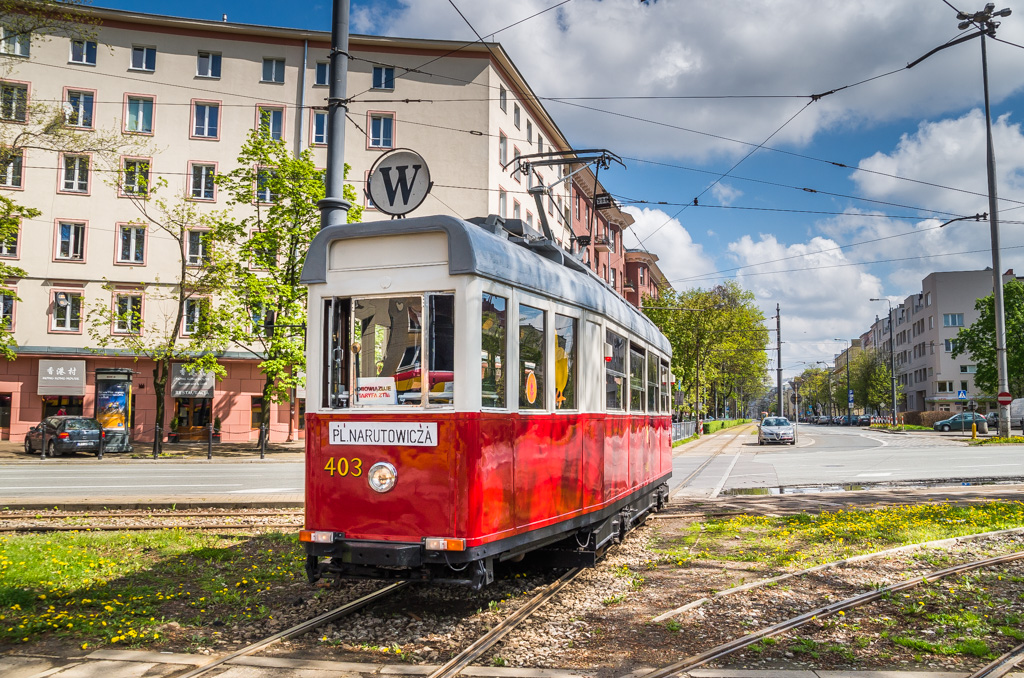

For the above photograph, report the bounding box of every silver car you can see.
[758,417,795,445]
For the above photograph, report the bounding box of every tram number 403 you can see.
[323,457,363,477]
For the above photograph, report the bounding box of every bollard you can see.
[260,423,266,460]
[153,424,160,459]
[207,421,213,460]
[972,422,977,440]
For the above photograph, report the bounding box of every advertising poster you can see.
[96,379,128,431]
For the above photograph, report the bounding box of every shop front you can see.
[38,360,87,417]
[170,363,215,441]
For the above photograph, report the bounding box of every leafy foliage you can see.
[953,279,1024,396]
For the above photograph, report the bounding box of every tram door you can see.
[322,298,350,408]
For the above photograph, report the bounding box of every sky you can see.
[92,0,1024,378]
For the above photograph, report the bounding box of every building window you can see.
[519,304,546,410]
[313,110,327,145]
[526,120,533,143]
[130,46,156,71]
[0,226,17,257]
[926,292,932,307]
[258,106,283,140]
[56,221,85,261]
[64,90,93,128]
[369,113,393,148]
[261,58,285,83]
[944,338,957,352]
[186,230,209,266]
[929,316,934,330]
[0,290,12,329]
[251,396,264,429]
[315,61,329,86]
[538,134,544,153]
[606,330,626,410]
[481,292,507,408]
[499,132,507,166]
[51,292,82,332]
[960,364,977,373]
[125,96,153,133]
[122,159,150,196]
[0,82,27,122]
[512,200,520,220]
[639,266,645,285]
[513,103,520,129]
[193,102,219,138]
[0,151,22,188]
[197,51,221,78]
[70,39,97,65]
[183,298,204,335]
[372,65,394,90]
[611,268,616,288]
[118,224,145,263]
[255,168,278,203]
[62,154,89,193]
[943,313,964,327]
[0,27,29,57]
[191,163,215,200]
[498,188,507,218]
[114,293,142,334]
[960,380,969,392]
[499,85,507,112]
[936,380,953,393]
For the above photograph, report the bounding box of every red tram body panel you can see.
[300,215,673,588]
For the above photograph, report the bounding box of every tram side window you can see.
[629,345,646,411]
[605,330,626,410]
[428,294,455,403]
[352,296,423,405]
[481,293,507,408]
[519,304,546,410]
[323,298,351,408]
[554,314,576,410]
[660,361,671,412]
[647,354,659,412]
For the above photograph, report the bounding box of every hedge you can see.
[702,418,752,434]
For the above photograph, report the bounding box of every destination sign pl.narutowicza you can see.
[329,421,438,447]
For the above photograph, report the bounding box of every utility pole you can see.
[776,304,782,417]
[318,0,353,230]
[908,3,1012,436]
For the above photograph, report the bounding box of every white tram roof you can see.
[301,214,671,355]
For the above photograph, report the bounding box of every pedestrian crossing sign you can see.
[957,389,968,400]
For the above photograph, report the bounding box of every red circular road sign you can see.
[997,392,1013,406]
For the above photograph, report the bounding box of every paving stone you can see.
[0,656,69,678]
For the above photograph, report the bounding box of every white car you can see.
[758,417,795,445]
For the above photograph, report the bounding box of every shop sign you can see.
[38,359,86,396]
[171,363,215,398]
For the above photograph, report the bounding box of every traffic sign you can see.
[957,389,968,400]
[366,149,432,216]
[847,388,854,406]
[997,391,1013,406]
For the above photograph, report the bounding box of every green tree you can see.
[0,196,28,358]
[953,279,1024,397]
[88,176,235,453]
[643,281,769,418]
[216,129,362,442]
[850,350,891,413]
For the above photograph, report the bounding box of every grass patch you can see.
[970,436,1024,445]
[672,434,698,447]
[653,500,1024,567]
[890,635,992,658]
[0,529,304,649]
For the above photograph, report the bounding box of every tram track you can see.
[668,427,751,499]
[636,549,1024,678]
[969,642,1024,678]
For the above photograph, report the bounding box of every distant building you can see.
[569,169,632,296]
[623,250,668,307]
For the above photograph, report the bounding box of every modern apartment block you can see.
[0,6,629,443]
[856,268,1020,414]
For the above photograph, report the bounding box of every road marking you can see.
[952,463,1021,468]
[226,488,302,494]
[709,452,742,499]
[0,483,245,490]
[856,472,894,477]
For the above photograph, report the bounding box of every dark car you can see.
[24,416,105,456]
[857,414,871,426]
[933,412,988,433]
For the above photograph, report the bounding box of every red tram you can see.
[299,214,673,588]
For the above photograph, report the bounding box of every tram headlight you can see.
[368,462,398,493]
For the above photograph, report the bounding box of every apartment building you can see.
[890,269,1020,413]
[623,249,667,307]
[0,6,590,442]
[569,168,633,294]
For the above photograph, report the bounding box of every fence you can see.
[672,421,697,442]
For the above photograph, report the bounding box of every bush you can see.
[702,419,751,434]
[902,410,953,427]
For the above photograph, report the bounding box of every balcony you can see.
[593,234,612,253]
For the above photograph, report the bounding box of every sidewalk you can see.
[0,438,305,462]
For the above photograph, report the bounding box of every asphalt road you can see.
[2,425,1022,501]
[671,424,1024,497]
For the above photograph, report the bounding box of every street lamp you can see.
[870,298,899,426]
[834,338,851,423]
[907,4,1012,437]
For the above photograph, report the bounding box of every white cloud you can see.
[711,182,742,206]
[378,0,1024,162]
[621,206,716,285]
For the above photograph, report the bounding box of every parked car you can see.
[857,414,871,426]
[816,415,830,425]
[986,412,999,426]
[932,412,988,433]
[758,416,795,445]
[24,416,105,456]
